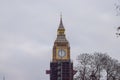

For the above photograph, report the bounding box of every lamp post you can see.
[3,75,5,80]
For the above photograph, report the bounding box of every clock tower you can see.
[46,16,75,80]
[53,16,70,62]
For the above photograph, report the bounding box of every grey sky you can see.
[0,0,120,80]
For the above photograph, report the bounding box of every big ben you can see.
[46,16,75,80]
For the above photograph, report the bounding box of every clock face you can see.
[58,49,66,58]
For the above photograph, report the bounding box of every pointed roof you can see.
[54,15,69,45]
[58,14,64,29]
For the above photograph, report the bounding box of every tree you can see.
[115,0,120,37]
[75,53,92,80]
[91,53,108,80]
[116,26,120,37]
[115,0,120,16]
[75,53,120,80]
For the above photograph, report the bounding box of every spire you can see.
[58,13,64,29]
[55,15,69,44]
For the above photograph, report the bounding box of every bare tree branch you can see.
[75,53,120,80]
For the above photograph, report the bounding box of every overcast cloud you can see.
[0,0,120,80]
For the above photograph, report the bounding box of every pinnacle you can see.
[58,14,64,29]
